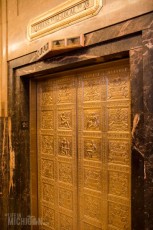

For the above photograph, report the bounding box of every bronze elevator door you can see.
[37,60,131,230]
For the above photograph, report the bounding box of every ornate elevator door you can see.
[36,60,131,230]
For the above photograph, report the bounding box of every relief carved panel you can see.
[108,108,129,132]
[84,110,101,131]
[58,162,73,184]
[84,167,101,190]
[57,83,73,104]
[84,195,101,221]
[41,159,54,179]
[38,76,77,230]
[109,171,129,198]
[41,135,54,155]
[58,136,72,157]
[37,61,131,230]
[42,183,54,203]
[41,82,53,106]
[83,78,101,102]
[84,139,101,160]
[108,140,130,165]
[42,206,55,228]
[58,111,72,130]
[59,213,73,230]
[108,202,130,230]
[59,187,73,210]
[107,75,130,100]
[41,111,53,130]
[27,0,103,40]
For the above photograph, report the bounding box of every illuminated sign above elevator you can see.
[27,0,103,40]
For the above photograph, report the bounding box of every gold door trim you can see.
[30,59,131,230]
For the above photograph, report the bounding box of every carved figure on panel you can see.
[42,91,53,106]
[85,112,100,130]
[59,112,71,129]
[84,140,101,160]
[59,137,71,156]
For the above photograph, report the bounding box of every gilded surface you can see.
[37,76,77,229]
[84,139,101,160]
[37,60,131,229]
[59,213,73,230]
[78,61,131,230]
[58,136,72,157]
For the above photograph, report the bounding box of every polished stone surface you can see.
[15,34,142,77]
[0,117,9,229]
[130,47,144,230]
[142,27,153,230]
[85,13,153,47]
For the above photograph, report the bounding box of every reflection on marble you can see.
[15,35,141,78]
[0,118,8,229]
[130,47,144,230]
[85,13,153,46]
[142,27,153,230]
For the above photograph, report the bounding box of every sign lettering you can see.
[27,0,103,40]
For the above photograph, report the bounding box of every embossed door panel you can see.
[37,76,78,230]
[36,60,131,230]
[77,61,131,230]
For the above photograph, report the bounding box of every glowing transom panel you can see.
[37,60,131,230]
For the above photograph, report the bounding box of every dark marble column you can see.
[0,117,9,229]
[130,47,144,230]
[7,68,30,230]
[142,27,153,230]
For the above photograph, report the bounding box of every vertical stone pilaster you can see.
[142,27,153,230]
[0,117,9,229]
[130,47,144,230]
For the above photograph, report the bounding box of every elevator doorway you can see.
[33,59,131,230]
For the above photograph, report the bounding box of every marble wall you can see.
[142,26,153,230]
[0,117,9,229]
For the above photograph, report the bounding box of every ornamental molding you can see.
[27,0,103,41]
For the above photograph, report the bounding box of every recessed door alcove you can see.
[30,59,131,230]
